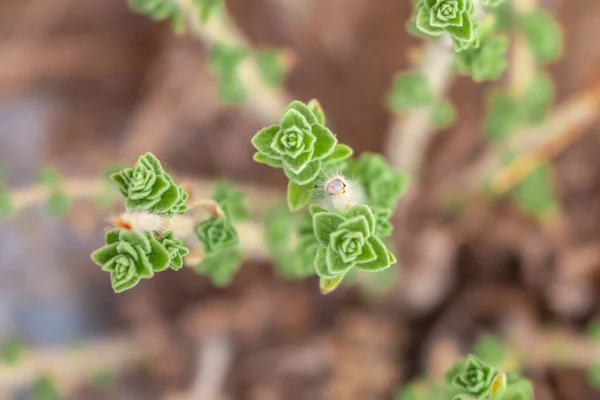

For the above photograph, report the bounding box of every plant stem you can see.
[385,36,455,174]
[0,337,144,394]
[180,0,291,122]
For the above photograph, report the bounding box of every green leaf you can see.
[387,71,434,112]
[252,126,280,158]
[30,375,61,400]
[37,168,62,188]
[373,207,393,238]
[587,319,600,342]
[513,162,558,220]
[489,373,507,400]
[192,0,221,24]
[431,98,456,129]
[323,144,353,166]
[256,49,285,87]
[455,34,508,82]
[0,188,13,219]
[45,192,71,217]
[311,125,337,159]
[284,159,322,185]
[287,181,313,211]
[484,90,521,142]
[313,212,346,245]
[520,10,563,64]
[521,72,554,125]
[482,0,507,7]
[309,204,328,215]
[147,234,174,272]
[0,337,24,365]
[195,216,239,254]
[212,180,249,221]
[354,236,393,271]
[194,248,242,286]
[344,205,376,235]
[320,274,346,294]
[502,379,534,400]
[472,334,506,367]
[128,0,184,34]
[253,152,283,168]
[337,216,370,239]
[307,99,327,126]
[283,100,319,126]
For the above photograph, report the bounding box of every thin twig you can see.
[4,176,274,259]
[0,337,144,394]
[385,36,455,174]
[187,334,232,400]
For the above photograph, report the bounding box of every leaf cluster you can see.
[91,153,190,293]
[193,181,248,286]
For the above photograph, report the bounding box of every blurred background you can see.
[1,0,600,399]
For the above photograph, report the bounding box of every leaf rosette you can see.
[158,231,190,271]
[195,216,239,254]
[452,356,497,398]
[312,205,396,279]
[91,230,170,293]
[111,153,187,216]
[252,101,337,185]
[416,0,476,44]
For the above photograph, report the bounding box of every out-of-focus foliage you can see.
[387,71,434,112]
[519,9,563,64]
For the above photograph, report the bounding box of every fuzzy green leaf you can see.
[482,0,506,7]
[284,159,322,186]
[431,98,456,129]
[30,375,61,400]
[520,10,563,64]
[311,124,337,159]
[455,34,508,82]
[313,212,346,245]
[320,274,346,294]
[45,192,71,217]
[154,231,185,271]
[0,337,24,365]
[489,373,507,400]
[212,180,248,221]
[193,0,221,24]
[513,162,557,220]
[287,181,313,211]
[501,379,534,400]
[484,90,521,142]
[387,71,434,112]
[195,216,239,254]
[283,100,319,126]
[194,248,242,287]
[307,99,327,126]
[521,72,554,125]
[354,236,393,271]
[37,168,62,188]
[345,205,376,236]
[323,144,353,166]
[0,188,13,219]
[256,49,285,87]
